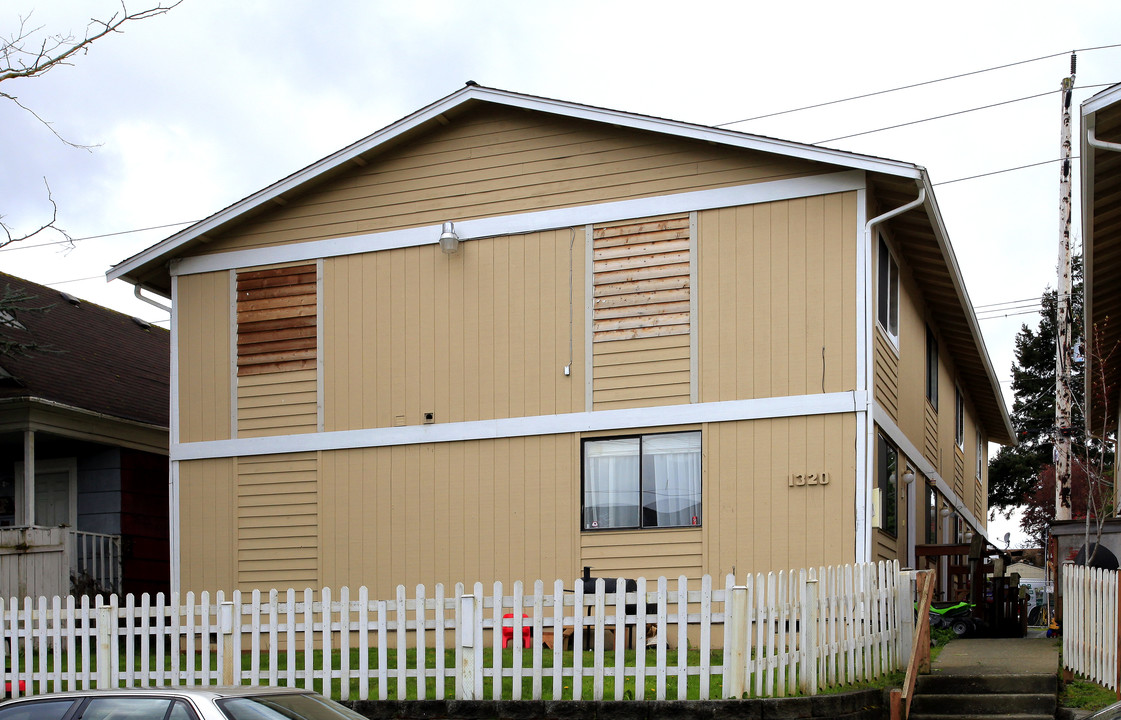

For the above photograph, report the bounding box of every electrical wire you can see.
[0,220,196,253]
[716,44,1121,127]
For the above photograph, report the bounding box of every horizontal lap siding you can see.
[177,272,231,443]
[874,331,899,422]
[703,415,856,576]
[592,216,691,410]
[236,369,318,437]
[580,529,702,581]
[192,108,824,255]
[236,453,318,592]
[179,458,236,593]
[322,230,582,431]
[317,436,579,599]
[697,194,858,403]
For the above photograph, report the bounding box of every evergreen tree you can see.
[988,255,1084,514]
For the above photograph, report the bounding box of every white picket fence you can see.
[0,561,911,702]
[1063,564,1119,691]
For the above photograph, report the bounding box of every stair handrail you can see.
[899,569,936,719]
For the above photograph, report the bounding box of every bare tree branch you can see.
[0,2,180,247]
[0,2,182,84]
[0,178,73,250]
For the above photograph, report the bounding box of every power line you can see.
[934,157,1076,186]
[0,220,196,253]
[717,44,1121,127]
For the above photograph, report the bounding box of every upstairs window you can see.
[877,235,899,342]
[582,431,701,530]
[976,429,984,479]
[925,326,939,410]
[925,483,938,544]
[955,387,965,448]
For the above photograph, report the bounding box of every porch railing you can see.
[70,530,122,596]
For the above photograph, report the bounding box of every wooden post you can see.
[219,601,236,686]
[96,603,112,689]
[725,585,748,698]
[1055,55,1077,521]
[457,594,476,700]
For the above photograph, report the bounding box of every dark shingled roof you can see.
[0,272,169,428]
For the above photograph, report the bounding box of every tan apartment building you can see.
[109,85,1013,596]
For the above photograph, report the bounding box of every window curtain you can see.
[584,439,640,529]
[642,433,701,527]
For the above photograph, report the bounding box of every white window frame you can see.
[876,234,900,348]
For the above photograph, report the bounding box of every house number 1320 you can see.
[789,473,829,487]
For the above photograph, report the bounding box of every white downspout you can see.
[134,284,172,314]
[861,186,926,565]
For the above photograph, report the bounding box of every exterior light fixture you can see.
[439,221,460,254]
[940,507,952,518]
[902,469,915,485]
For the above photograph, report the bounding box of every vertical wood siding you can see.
[703,415,856,575]
[873,332,899,422]
[178,458,237,593]
[591,214,692,410]
[189,107,825,256]
[177,272,231,443]
[322,230,583,431]
[237,453,318,592]
[316,436,580,600]
[697,194,858,403]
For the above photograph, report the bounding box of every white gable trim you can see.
[172,390,866,461]
[170,171,866,277]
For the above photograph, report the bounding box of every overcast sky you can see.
[3,0,1120,547]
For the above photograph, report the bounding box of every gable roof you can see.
[0,272,169,428]
[106,83,1012,444]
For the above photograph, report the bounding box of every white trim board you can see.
[170,172,867,278]
[872,402,988,543]
[173,391,867,461]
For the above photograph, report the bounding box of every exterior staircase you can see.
[908,673,1058,720]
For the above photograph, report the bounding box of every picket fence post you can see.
[456,594,476,700]
[725,585,748,698]
[219,601,236,686]
[96,604,112,689]
[801,576,818,696]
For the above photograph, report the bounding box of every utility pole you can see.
[1055,53,1076,521]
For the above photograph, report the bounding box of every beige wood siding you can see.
[177,272,232,443]
[316,435,580,599]
[874,330,899,422]
[580,529,702,580]
[237,369,318,437]
[322,229,583,431]
[953,447,965,499]
[189,107,825,256]
[178,458,237,593]
[923,402,938,469]
[697,194,858,403]
[237,453,318,592]
[702,415,856,575]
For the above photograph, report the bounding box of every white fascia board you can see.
[109,84,919,283]
[873,403,989,544]
[171,171,867,277]
[1081,105,1098,400]
[173,390,866,461]
[918,170,1014,444]
[1081,83,1121,117]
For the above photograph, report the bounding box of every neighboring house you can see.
[108,84,1013,597]
[0,272,170,598]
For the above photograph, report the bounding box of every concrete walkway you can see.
[931,637,1061,675]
